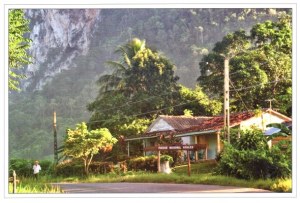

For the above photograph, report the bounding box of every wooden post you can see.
[217,131,221,153]
[187,150,191,176]
[127,142,130,157]
[53,111,58,165]
[157,150,161,173]
[194,136,198,161]
[143,140,146,156]
[13,170,16,194]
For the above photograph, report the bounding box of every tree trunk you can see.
[83,158,88,175]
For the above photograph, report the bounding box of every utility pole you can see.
[224,57,230,143]
[53,111,58,165]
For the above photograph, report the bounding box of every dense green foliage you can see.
[63,122,118,175]
[126,155,174,172]
[198,14,292,115]
[127,155,158,172]
[215,128,292,180]
[55,160,115,176]
[235,127,269,150]
[9,159,54,177]
[8,9,32,91]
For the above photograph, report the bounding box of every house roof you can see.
[176,109,292,134]
[175,111,255,134]
[146,115,213,133]
[174,109,292,135]
[125,109,292,141]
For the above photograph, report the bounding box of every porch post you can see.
[217,131,221,153]
[194,136,198,161]
[143,140,146,156]
[157,149,161,173]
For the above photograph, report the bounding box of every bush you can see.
[89,162,114,174]
[214,142,292,180]
[235,127,269,150]
[55,160,84,177]
[126,155,174,172]
[9,159,55,177]
[9,159,33,177]
[39,160,55,176]
[270,179,292,192]
[127,155,158,172]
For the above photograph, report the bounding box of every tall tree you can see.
[88,38,180,131]
[8,9,32,91]
[198,14,292,115]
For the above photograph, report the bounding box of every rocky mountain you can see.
[24,9,101,90]
[22,8,288,91]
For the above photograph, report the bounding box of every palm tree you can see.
[97,38,146,96]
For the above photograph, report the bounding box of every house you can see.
[125,108,292,160]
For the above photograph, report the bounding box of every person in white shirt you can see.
[33,160,41,180]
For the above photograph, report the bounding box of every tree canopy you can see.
[8,9,32,91]
[63,122,117,175]
[88,38,180,132]
[198,14,292,115]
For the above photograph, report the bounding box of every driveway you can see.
[52,182,273,193]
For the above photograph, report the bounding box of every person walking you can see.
[33,160,41,180]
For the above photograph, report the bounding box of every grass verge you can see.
[9,162,291,193]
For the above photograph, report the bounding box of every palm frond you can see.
[105,61,128,71]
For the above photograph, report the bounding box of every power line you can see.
[229,79,250,112]
[88,78,291,125]
[95,91,176,113]
[89,98,200,124]
[232,78,291,92]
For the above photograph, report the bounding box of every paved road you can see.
[52,182,273,193]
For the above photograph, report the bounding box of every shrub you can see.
[55,160,84,177]
[126,155,174,172]
[270,179,292,192]
[160,155,174,164]
[9,159,54,177]
[214,142,291,180]
[89,161,114,174]
[39,160,55,176]
[127,155,158,172]
[235,127,269,150]
[9,159,33,177]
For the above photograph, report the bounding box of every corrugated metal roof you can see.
[175,111,255,134]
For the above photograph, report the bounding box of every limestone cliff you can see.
[24,9,101,90]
